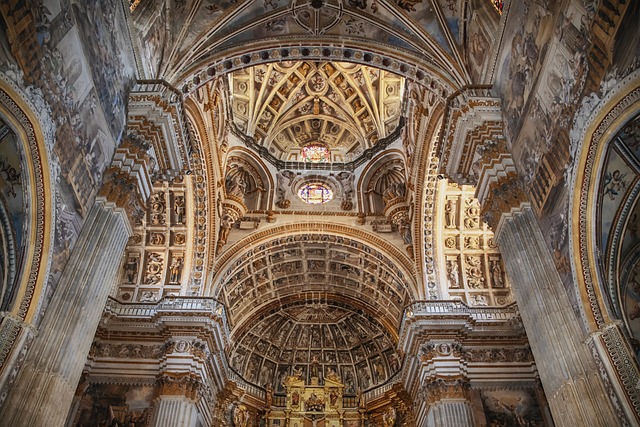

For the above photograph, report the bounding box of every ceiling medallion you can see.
[290,0,344,36]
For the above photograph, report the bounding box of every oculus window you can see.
[298,183,334,204]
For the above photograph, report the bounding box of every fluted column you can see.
[425,401,474,427]
[0,198,132,426]
[495,203,618,425]
[151,375,201,427]
[422,379,474,427]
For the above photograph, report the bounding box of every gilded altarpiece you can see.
[267,370,363,427]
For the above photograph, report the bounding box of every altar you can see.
[264,364,364,427]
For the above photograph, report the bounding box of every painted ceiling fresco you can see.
[130,0,469,87]
[229,61,404,161]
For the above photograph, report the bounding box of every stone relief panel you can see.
[437,181,512,306]
[116,179,191,302]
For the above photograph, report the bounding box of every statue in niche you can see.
[444,199,456,228]
[275,170,294,209]
[382,182,406,206]
[326,367,340,382]
[446,259,460,288]
[124,256,139,283]
[311,355,320,378]
[218,214,235,247]
[338,171,355,210]
[491,260,505,288]
[174,195,186,224]
[292,390,300,407]
[329,389,338,407]
[226,174,247,200]
[398,218,412,245]
[169,257,183,283]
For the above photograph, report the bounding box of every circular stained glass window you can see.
[298,183,334,204]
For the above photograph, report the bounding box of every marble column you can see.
[0,198,132,426]
[495,204,619,426]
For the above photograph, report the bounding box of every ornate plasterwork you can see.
[114,178,191,303]
[229,61,403,162]
[228,303,402,393]
[436,88,501,182]
[435,182,513,306]
[126,81,192,180]
[216,234,413,333]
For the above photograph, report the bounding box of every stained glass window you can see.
[298,183,333,204]
[302,143,330,163]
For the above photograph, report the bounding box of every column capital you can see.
[420,377,471,404]
[156,373,201,401]
[480,171,529,231]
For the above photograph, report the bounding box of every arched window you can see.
[298,183,334,204]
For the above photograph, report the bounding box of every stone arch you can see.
[0,78,54,382]
[0,79,54,325]
[569,68,640,331]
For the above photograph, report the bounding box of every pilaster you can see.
[0,198,132,426]
[495,204,620,426]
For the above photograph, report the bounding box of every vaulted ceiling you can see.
[229,61,404,161]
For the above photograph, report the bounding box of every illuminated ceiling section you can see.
[230,61,404,162]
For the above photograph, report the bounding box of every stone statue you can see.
[275,170,294,209]
[124,256,138,283]
[491,260,505,288]
[174,195,186,224]
[169,257,182,283]
[444,199,456,228]
[311,355,320,378]
[226,174,247,199]
[446,259,460,289]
